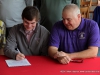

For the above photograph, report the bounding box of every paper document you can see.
[5,58,31,67]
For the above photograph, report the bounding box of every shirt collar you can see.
[77,18,84,30]
[19,23,39,35]
[25,27,35,34]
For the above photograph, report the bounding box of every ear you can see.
[77,14,81,19]
[78,14,81,18]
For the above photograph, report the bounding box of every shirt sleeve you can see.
[88,21,100,47]
[49,23,60,48]
[4,25,18,59]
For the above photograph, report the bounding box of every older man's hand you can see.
[53,51,71,64]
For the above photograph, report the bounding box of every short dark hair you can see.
[22,6,40,21]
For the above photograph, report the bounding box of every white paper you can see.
[5,58,31,67]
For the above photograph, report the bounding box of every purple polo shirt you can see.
[49,18,100,53]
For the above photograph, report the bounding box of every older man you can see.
[48,4,100,64]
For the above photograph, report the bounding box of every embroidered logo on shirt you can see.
[79,32,85,39]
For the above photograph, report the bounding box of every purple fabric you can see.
[49,18,100,53]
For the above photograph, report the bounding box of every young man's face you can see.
[23,18,37,31]
[62,10,81,30]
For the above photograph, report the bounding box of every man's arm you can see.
[40,27,50,56]
[48,46,98,64]
[68,46,98,59]
[69,21,100,59]
[4,26,19,59]
[48,46,58,58]
[48,46,71,64]
[48,46,98,59]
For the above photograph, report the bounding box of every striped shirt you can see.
[25,28,35,43]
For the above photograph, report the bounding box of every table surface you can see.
[0,55,100,75]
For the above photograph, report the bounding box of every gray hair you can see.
[63,4,80,15]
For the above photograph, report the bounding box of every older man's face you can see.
[62,10,81,30]
[23,18,37,31]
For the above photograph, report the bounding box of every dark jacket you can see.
[4,23,50,59]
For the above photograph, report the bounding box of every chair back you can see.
[80,7,89,18]
[80,0,92,18]
[81,0,92,7]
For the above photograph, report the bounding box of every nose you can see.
[63,20,68,25]
[28,24,32,28]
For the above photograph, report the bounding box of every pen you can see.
[16,48,20,53]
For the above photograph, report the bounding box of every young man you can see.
[4,6,50,60]
[48,4,100,64]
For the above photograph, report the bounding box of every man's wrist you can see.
[68,53,73,59]
[53,51,59,59]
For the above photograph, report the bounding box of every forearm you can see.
[4,47,18,59]
[68,47,98,59]
[4,43,18,59]
[48,46,58,58]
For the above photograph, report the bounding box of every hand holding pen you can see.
[16,53,25,61]
[16,48,25,61]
